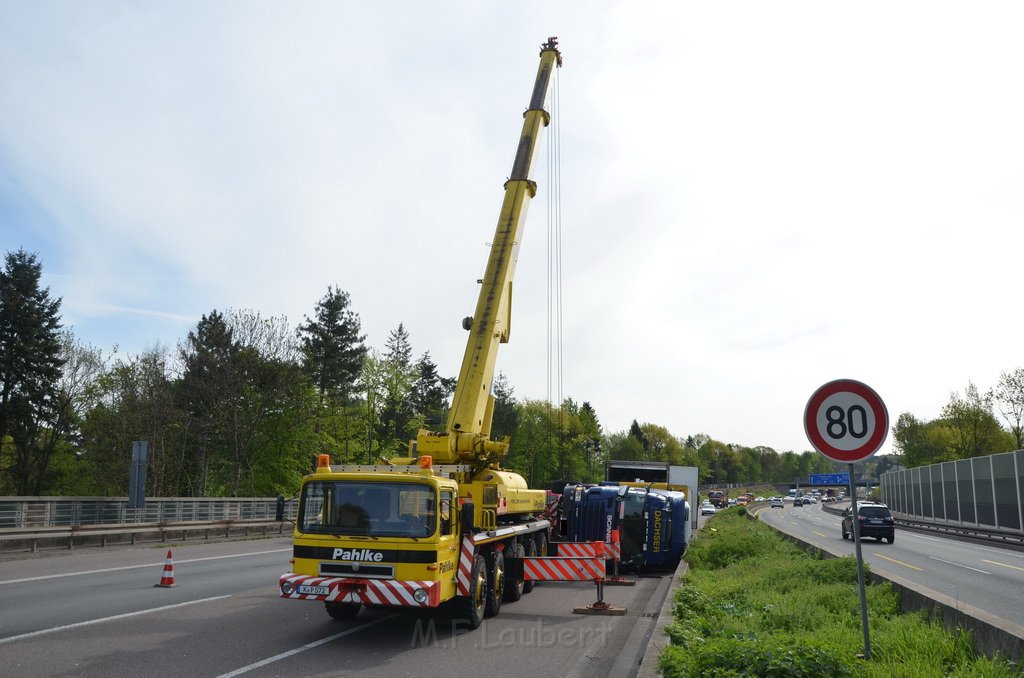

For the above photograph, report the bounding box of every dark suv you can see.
[841,502,895,543]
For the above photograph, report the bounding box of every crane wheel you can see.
[485,549,505,618]
[454,553,487,629]
[504,541,525,602]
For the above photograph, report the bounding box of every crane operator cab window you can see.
[439,490,456,535]
[299,481,437,538]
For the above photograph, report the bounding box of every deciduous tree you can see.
[994,368,1024,449]
[942,383,1014,459]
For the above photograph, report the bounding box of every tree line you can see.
[892,376,1024,467]
[3,249,1019,499]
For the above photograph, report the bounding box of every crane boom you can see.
[280,40,566,632]
[415,37,562,467]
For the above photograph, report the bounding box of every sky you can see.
[2,2,1023,457]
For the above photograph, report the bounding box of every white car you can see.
[700,502,717,515]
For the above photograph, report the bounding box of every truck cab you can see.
[284,465,462,617]
[555,483,688,570]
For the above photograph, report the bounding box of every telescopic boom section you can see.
[415,38,561,467]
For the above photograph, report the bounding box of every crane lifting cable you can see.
[545,63,567,480]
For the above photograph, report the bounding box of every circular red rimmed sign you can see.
[804,379,888,463]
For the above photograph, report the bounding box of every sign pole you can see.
[804,378,888,664]
[847,461,871,659]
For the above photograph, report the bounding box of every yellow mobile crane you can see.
[279,37,562,629]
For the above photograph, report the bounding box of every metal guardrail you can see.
[822,501,1024,547]
[0,497,299,554]
[0,518,292,553]
[0,496,297,529]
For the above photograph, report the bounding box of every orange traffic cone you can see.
[154,549,177,588]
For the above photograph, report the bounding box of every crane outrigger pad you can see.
[573,581,627,615]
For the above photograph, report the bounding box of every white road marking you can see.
[0,548,291,585]
[0,595,231,644]
[216,613,400,677]
[928,557,990,574]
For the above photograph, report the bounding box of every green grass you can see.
[659,508,1022,677]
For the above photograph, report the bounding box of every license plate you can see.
[869,519,882,524]
[298,585,330,596]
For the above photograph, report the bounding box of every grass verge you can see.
[658,508,1021,677]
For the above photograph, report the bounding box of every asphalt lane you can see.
[0,537,671,677]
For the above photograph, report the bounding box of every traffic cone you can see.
[154,549,177,588]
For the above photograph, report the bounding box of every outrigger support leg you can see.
[573,580,626,616]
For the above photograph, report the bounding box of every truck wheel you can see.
[841,527,848,540]
[454,553,487,629]
[504,541,525,602]
[886,535,894,544]
[485,549,505,617]
[523,537,537,594]
[325,602,360,620]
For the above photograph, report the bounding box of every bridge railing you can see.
[0,496,298,554]
[0,496,297,529]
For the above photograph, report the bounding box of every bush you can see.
[658,506,1021,677]
[660,636,857,678]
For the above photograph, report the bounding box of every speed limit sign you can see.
[804,379,888,463]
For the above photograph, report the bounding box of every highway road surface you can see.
[0,537,674,678]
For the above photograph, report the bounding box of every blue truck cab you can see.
[554,483,689,570]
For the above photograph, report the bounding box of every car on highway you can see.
[841,502,895,543]
[793,497,803,507]
[700,502,717,515]
[770,498,784,509]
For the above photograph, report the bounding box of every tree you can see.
[578,402,602,482]
[220,310,307,496]
[0,250,65,494]
[40,334,105,494]
[489,372,518,440]
[942,385,1007,458]
[177,310,237,495]
[79,345,181,496]
[376,324,417,455]
[892,411,959,467]
[942,383,1014,459]
[627,420,649,457]
[638,423,685,465]
[409,352,454,428]
[506,399,559,488]
[360,350,386,464]
[697,439,734,484]
[605,430,645,463]
[994,368,1024,449]
[297,287,367,458]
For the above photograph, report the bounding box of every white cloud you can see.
[3,1,1023,455]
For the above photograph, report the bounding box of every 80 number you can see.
[825,405,868,440]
